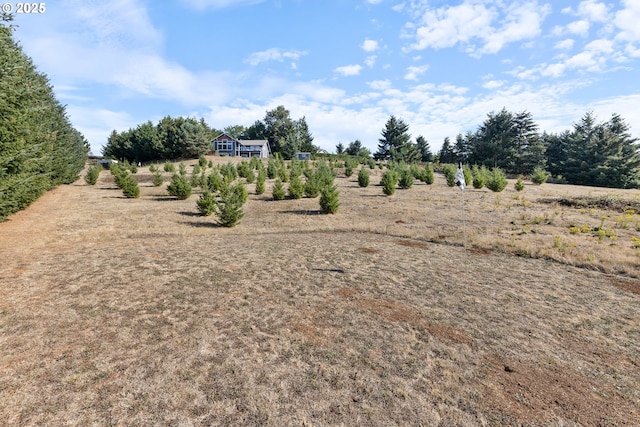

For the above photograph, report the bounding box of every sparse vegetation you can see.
[2,156,640,427]
[167,173,192,199]
[381,169,399,195]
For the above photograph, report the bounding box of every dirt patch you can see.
[480,354,640,425]
[611,277,640,295]
[467,247,492,255]
[357,298,473,345]
[359,246,381,254]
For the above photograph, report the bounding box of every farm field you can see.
[1,157,639,426]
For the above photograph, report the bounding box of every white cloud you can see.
[567,19,590,36]
[404,1,549,56]
[404,65,429,81]
[365,55,377,67]
[554,38,575,50]
[483,80,504,90]
[615,0,640,42]
[362,39,379,52]
[577,0,610,23]
[367,80,392,90]
[334,64,363,77]
[244,48,308,66]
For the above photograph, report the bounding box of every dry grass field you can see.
[1,157,639,426]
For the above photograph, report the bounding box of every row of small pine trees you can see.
[441,164,550,192]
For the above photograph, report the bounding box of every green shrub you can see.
[255,170,266,195]
[531,167,550,185]
[149,164,158,173]
[272,179,286,200]
[84,164,101,185]
[237,161,250,178]
[515,177,525,191]
[398,167,414,189]
[423,163,435,185]
[442,164,456,187]
[220,162,238,182]
[369,159,376,170]
[164,162,175,173]
[472,165,487,189]
[215,184,245,227]
[486,168,508,192]
[463,165,472,187]
[278,166,289,183]
[267,158,278,179]
[197,190,216,216]
[345,164,354,177]
[167,174,192,199]
[288,174,304,199]
[199,155,207,168]
[152,171,163,187]
[320,183,340,214]
[381,169,399,195]
[121,175,140,198]
[207,170,223,192]
[208,160,213,169]
[235,182,248,203]
[358,167,370,187]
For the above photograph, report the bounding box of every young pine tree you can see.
[357,167,370,187]
[288,174,304,199]
[381,169,399,195]
[272,179,286,200]
[320,183,340,214]
[167,174,192,199]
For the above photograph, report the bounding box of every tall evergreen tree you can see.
[1,15,88,220]
[438,137,456,164]
[374,115,411,161]
[415,135,432,162]
[562,113,639,188]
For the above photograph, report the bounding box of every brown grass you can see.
[1,157,639,426]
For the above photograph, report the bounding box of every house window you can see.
[218,139,233,151]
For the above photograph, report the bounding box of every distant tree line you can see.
[103,105,319,163]
[366,110,639,189]
[1,14,89,221]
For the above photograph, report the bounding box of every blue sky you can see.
[10,0,640,156]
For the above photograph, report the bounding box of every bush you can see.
[237,161,250,178]
[215,183,245,227]
[267,159,278,179]
[472,165,487,189]
[398,167,414,189]
[288,174,304,199]
[152,171,163,187]
[178,162,187,176]
[246,169,256,184]
[320,183,340,214]
[164,162,175,173]
[358,167,370,187]
[149,164,158,173]
[199,155,207,168]
[207,170,223,192]
[84,164,101,185]
[220,162,237,182]
[255,170,266,195]
[486,168,508,192]
[167,174,192,199]
[442,164,456,187]
[463,165,472,187]
[197,190,216,216]
[423,163,435,185]
[515,177,525,191]
[381,169,399,195]
[121,175,140,198]
[531,167,550,185]
[272,179,286,200]
[345,163,354,177]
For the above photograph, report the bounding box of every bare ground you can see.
[1,158,639,426]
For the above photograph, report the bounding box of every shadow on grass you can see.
[278,209,324,215]
[182,220,221,228]
[178,211,200,217]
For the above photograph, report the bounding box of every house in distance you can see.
[211,133,271,158]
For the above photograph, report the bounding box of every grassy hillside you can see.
[1,158,639,425]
